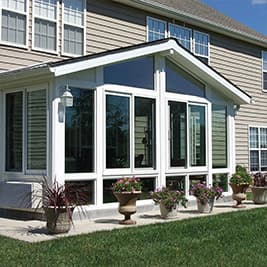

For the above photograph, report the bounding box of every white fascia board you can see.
[169,45,251,104]
[49,42,174,77]
[50,39,250,105]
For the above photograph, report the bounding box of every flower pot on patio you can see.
[44,207,73,234]
[159,202,178,219]
[230,183,249,208]
[114,192,141,225]
[251,186,267,204]
[197,198,214,213]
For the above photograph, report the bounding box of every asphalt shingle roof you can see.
[141,0,267,44]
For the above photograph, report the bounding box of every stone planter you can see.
[159,203,178,219]
[114,192,141,225]
[44,207,73,234]
[230,183,250,208]
[251,186,267,204]
[197,198,214,213]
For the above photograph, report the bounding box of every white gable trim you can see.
[49,39,250,105]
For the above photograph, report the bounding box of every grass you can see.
[1,208,267,267]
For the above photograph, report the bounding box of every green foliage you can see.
[150,187,188,210]
[1,209,267,266]
[112,177,142,193]
[230,165,252,185]
[190,183,223,204]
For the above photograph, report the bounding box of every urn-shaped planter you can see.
[114,192,141,225]
[230,183,249,208]
[251,186,267,204]
[44,207,74,234]
[159,203,178,219]
[197,198,215,213]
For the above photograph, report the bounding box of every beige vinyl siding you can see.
[86,0,146,54]
[210,33,265,169]
[0,46,62,72]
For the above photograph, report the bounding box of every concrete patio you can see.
[0,200,266,243]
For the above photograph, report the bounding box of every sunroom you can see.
[0,39,251,212]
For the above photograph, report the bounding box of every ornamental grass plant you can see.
[150,187,188,210]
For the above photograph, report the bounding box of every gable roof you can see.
[114,0,267,47]
[0,38,251,105]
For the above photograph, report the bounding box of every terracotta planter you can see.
[251,186,267,204]
[114,192,141,225]
[44,207,73,234]
[159,203,178,219]
[230,183,250,208]
[197,198,214,213]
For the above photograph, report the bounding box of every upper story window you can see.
[194,31,209,64]
[146,18,210,64]
[1,0,27,46]
[63,0,85,56]
[249,127,267,172]
[169,24,191,51]
[147,17,166,42]
[262,51,267,91]
[33,0,57,52]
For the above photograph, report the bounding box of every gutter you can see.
[114,0,267,48]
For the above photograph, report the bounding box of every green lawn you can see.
[1,208,267,267]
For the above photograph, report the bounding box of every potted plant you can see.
[251,172,267,204]
[32,178,88,234]
[229,165,252,208]
[150,187,188,219]
[112,177,142,225]
[190,183,223,213]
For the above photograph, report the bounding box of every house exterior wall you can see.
[0,0,266,170]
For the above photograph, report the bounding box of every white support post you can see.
[95,67,104,205]
[207,102,213,186]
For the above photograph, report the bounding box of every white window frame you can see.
[3,84,48,181]
[32,0,59,54]
[249,126,267,172]
[64,86,97,181]
[193,30,210,64]
[0,0,29,48]
[146,16,167,42]
[62,0,86,57]
[168,23,192,51]
[262,51,267,92]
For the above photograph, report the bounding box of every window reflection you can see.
[135,97,155,168]
[106,95,130,168]
[65,88,94,173]
[189,105,206,167]
[169,101,187,167]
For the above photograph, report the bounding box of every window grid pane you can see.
[194,31,209,57]
[64,25,83,55]
[263,51,267,71]
[147,17,165,41]
[34,18,56,50]
[261,151,267,171]
[260,128,267,148]
[34,0,57,20]
[249,127,258,148]
[1,10,26,44]
[64,0,84,26]
[169,24,191,50]
[2,0,26,12]
[250,151,259,172]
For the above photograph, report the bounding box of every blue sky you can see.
[201,0,267,36]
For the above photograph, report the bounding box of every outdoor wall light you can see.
[60,85,73,107]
